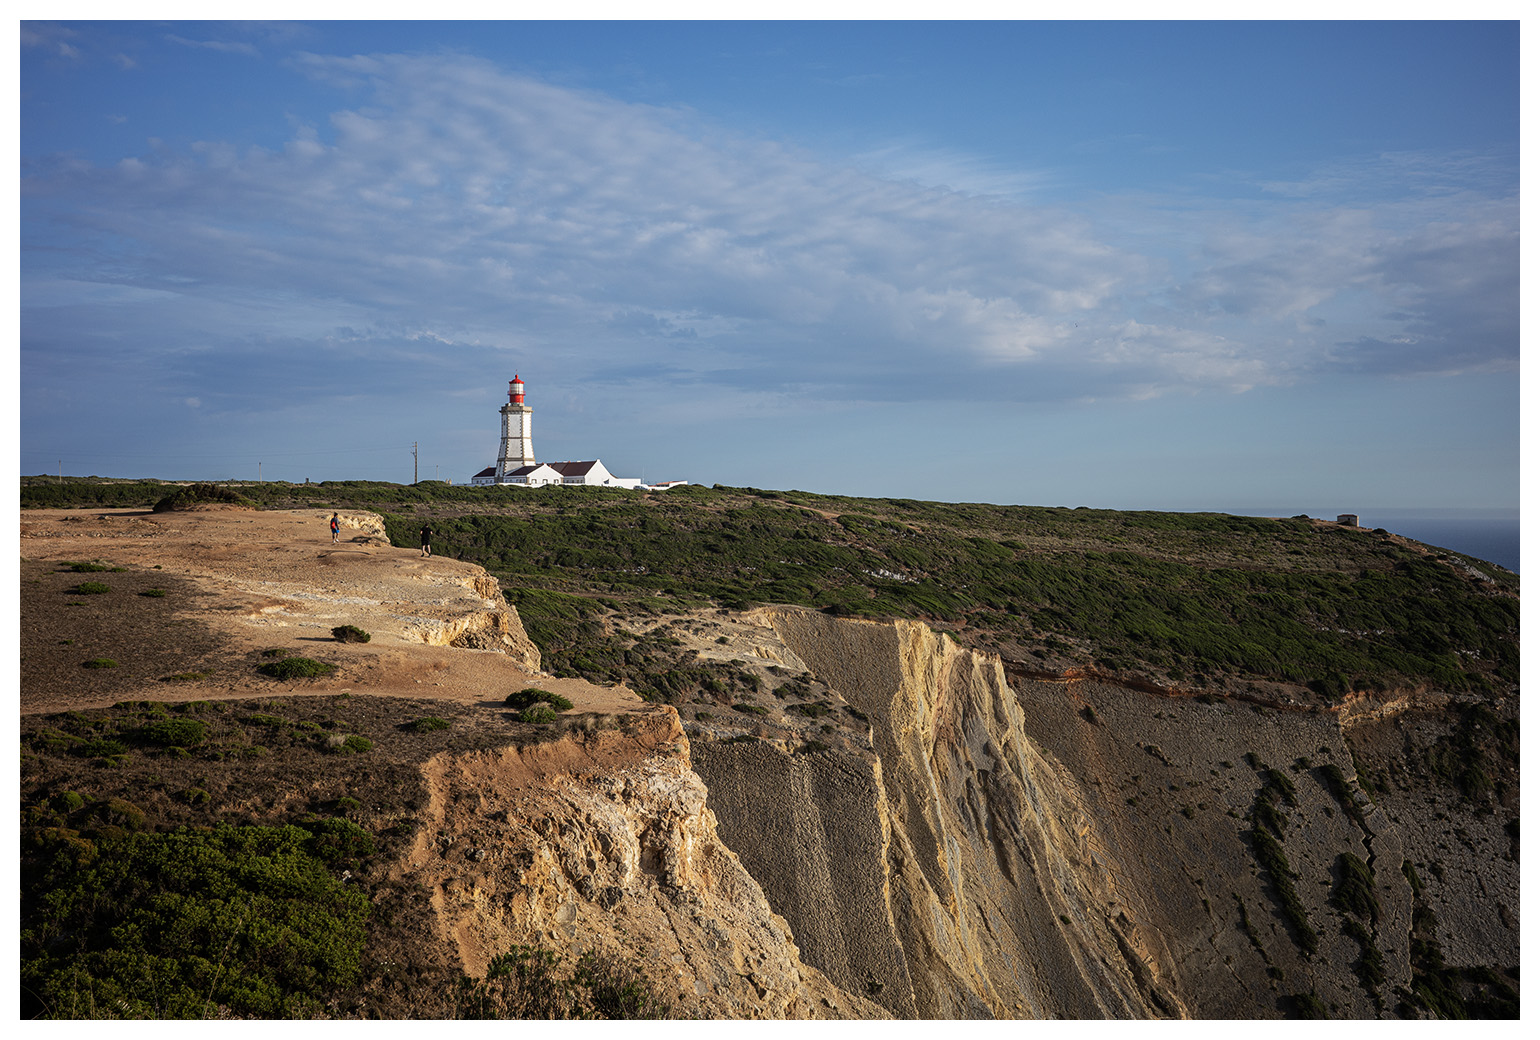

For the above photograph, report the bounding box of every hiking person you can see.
[420,524,433,558]
[330,513,340,543]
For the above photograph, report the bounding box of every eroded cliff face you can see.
[391,602,1513,1019]
[396,708,886,1019]
[697,610,1185,1018]
[686,608,1516,1019]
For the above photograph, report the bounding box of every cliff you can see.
[19,505,1518,1018]
[691,608,1517,1019]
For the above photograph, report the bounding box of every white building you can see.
[469,376,647,489]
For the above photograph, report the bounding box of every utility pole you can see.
[413,442,418,485]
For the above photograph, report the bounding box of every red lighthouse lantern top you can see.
[509,375,525,404]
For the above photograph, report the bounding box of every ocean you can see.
[1361,515,1520,574]
[1224,507,1520,574]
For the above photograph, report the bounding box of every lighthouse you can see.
[495,375,536,477]
[469,374,654,488]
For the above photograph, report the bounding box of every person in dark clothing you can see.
[330,513,340,543]
[420,525,433,558]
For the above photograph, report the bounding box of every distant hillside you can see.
[23,479,1518,709]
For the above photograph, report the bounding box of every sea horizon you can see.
[1219,506,1519,574]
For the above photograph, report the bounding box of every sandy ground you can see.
[19,507,646,716]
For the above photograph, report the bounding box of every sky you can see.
[16,14,1522,516]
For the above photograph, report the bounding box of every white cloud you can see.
[163,34,261,58]
[20,50,1519,420]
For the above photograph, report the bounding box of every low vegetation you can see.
[451,944,672,1019]
[259,657,338,680]
[504,687,574,713]
[150,482,259,512]
[21,820,372,1018]
[23,478,1518,705]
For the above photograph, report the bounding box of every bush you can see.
[505,687,574,712]
[258,657,337,680]
[71,582,110,595]
[130,718,207,748]
[94,798,148,832]
[326,734,373,755]
[453,944,671,1019]
[74,737,128,759]
[332,625,372,644]
[139,588,168,598]
[518,704,560,724]
[80,659,117,669]
[52,791,86,813]
[403,716,451,733]
[151,483,258,512]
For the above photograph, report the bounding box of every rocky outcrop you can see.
[685,607,1515,1019]
[698,610,1180,1018]
[399,708,887,1019]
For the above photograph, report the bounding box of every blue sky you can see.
[17,17,1521,514]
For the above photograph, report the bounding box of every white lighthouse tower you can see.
[495,375,536,478]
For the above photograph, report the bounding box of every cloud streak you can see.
[22,50,1518,426]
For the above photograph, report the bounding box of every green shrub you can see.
[71,582,110,595]
[80,658,118,669]
[139,588,167,598]
[303,817,376,866]
[732,703,768,716]
[327,734,373,755]
[505,688,574,712]
[403,716,451,733]
[1288,992,1329,1019]
[1330,852,1380,923]
[787,701,833,718]
[130,718,207,748]
[331,625,372,643]
[151,483,258,512]
[453,944,671,1019]
[261,648,292,658]
[258,657,336,680]
[517,704,559,724]
[52,791,86,813]
[158,671,209,683]
[94,798,148,832]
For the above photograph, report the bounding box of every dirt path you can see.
[19,507,645,717]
